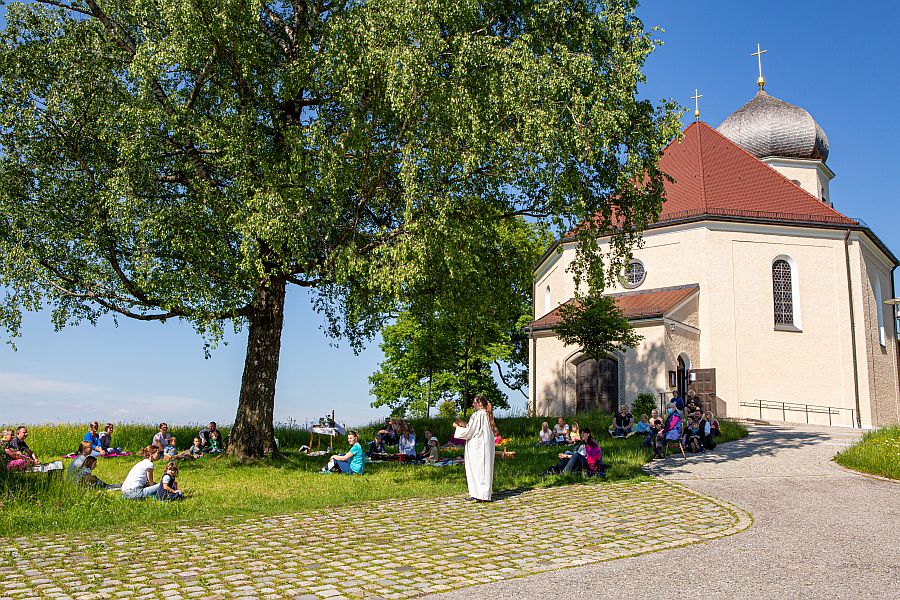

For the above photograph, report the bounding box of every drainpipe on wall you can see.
[844,229,863,428]
[529,327,536,417]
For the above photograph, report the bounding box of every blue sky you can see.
[2,1,898,427]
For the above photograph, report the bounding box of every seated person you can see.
[188,437,204,458]
[206,430,224,453]
[652,404,683,458]
[157,461,185,501]
[683,418,703,453]
[12,426,42,466]
[377,418,398,445]
[367,434,387,458]
[552,418,569,445]
[67,441,94,479]
[608,405,634,437]
[3,428,34,471]
[708,412,721,437]
[318,431,365,475]
[644,418,663,449]
[544,429,603,475]
[537,422,553,446]
[671,391,685,412]
[422,437,440,463]
[163,436,193,460]
[568,422,580,444]
[152,423,172,451]
[198,421,225,450]
[83,421,106,457]
[398,428,417,460]
[701,412,717,449]
[417,431,437,458]
[122,446,163,499]
[75,456,118,489]
[635,414,651,435]
[98,423,122,454]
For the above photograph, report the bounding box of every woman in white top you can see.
[122,446,163,499]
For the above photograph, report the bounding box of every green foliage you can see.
[0,1,682,446]
[554,294,643,360]
[370,218,550,417]
[835,425,900,480]
[632,392,657,417]
[0,417,747,536]
[437,400,459,419]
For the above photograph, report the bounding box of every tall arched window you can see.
[874,275,886,346]
[772,258,796,328]
[544,285,552,314]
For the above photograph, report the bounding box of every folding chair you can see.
[664,421,687,459]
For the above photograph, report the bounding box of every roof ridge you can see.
[697,122,708,211]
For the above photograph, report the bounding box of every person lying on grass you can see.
[122,446,163,499]
[157,461,184,501]
[319,431,365,475]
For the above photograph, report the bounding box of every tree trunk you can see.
[227,276,286,460]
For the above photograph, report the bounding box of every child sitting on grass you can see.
[75,455,118,489]
[635,414,651,435]
[423,437,440,463]
[683,418,703,453]
[188,437,204,459]
[319,431,365,475]
[164,436,194,460]
[206,430,223,453]
[157,461,184,501]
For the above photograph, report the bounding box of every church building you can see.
[527,82,900,428]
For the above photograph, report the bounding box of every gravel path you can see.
[429,424,900,600]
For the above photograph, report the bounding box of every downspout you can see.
[844,229,863,428]
[892,264,900,423]
[530,327,537,417]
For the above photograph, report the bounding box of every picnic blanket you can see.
[62,450,132,459]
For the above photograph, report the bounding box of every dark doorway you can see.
[576,357,619,414]
[677,356,688,400]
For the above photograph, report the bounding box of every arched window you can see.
[772,258,799,329]
[544,285,552,314]
[874,276,886,346]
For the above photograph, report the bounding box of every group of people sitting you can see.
[542,425,606,477]
[2,426,63,472]
[148,421,225,461]
[367,419,455,464]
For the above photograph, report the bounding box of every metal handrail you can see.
[740,399,856,428]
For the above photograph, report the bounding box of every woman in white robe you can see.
[453,397,496,502]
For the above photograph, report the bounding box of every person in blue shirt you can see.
[83,421,106,457]
[319,431,365,475]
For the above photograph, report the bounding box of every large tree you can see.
[0,0,681,459]
[370,217,548,417]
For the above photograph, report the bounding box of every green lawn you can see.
[1,415,747,537]
[834,425,900,480]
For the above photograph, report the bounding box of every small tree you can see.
[632,392,657,417]
[554,295,642,361]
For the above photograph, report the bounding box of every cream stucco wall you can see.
[760,157,834,206]
[529,221,898,427]
[858,247,900,426]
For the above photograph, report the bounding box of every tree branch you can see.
[494,360,527,397]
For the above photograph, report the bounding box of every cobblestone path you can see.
[1,480,750,600]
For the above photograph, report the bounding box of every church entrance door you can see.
[576,357,618,414]
[677,356,688,401]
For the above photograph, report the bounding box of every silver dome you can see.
[717,91,829,162]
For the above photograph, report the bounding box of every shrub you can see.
[632,392,656,418]
[437,400,458,419]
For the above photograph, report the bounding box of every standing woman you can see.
[453,396,497,502]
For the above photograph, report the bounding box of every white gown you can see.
[454,409,495,501]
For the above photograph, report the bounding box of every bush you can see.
[632,392,656,418]
[437,400,458,419]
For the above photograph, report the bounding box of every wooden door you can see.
[576,359,598,413]
[597,358,619,413]
[689,368,716,411]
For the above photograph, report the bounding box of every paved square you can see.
[0,480,749,599]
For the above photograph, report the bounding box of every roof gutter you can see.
[844,229,863,428]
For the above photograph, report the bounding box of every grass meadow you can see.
[1,414,747,537]
[834,425,900,480]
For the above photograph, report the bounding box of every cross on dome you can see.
[751,43,768,90]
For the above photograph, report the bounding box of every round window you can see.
[623,260,646,289]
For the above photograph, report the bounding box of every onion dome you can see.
[716,91,829,162]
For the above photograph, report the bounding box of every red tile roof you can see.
[529,284,699,330]
[655,122,855,226]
